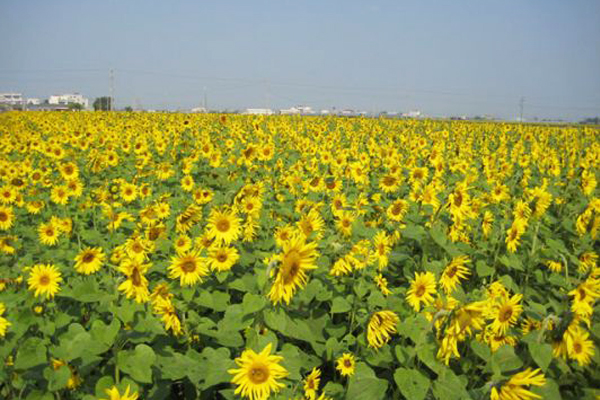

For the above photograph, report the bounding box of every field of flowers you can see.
[0,111,598,400]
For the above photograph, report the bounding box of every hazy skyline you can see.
[1,0,599,120]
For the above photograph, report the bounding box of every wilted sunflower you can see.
[335,353,356,377]
[208,245,240,272]
[74,247,105,275]
[0,205,14,230]
[268,234,319,305]
[27,264,62,299]
[228,343,289,400]
[406,271,437,312]
[168,250,209,286]
[206,208,242,244]
[367,310,399,349]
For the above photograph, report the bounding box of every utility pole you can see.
[109,68,115,111]
[519,96,525,122]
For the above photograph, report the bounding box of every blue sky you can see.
[1,0,599,119]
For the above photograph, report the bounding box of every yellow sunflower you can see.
[206,208,242,244]
[303,367,321,400]
[268,234,319,305]
[367,310,399,349]
[74,247,105,275]
[335,353,356,377]
[38,221,60,246]
[208,245,240,272]
[439,255,471,294]
[406,271,437,312]
[100,385,138,400]
[27,264,62,299]
[565,326,595,366]
[490,293,523,335]
[168,250,209,286]
[490,368,546,400]
[0,205,14,230]
[118,257,151,303]
[228,343,289,400]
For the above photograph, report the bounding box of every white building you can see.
[48,93,89,109]
[0,93,23,105]
[244,108,273,115]
[402,110,422,118]
[27,98,41,105]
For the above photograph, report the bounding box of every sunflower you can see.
[58,162,79,180]
[118,257,151,303]
[268,234,319,305]
[206,208,242,244]
[0,186,15,204]
[181,175,195,192]
[439,256,471,294]
[375,274,391,296]
[26,200,45,214]
[367,310,399,349]
[490,368,546,400]
[208,245,240,272]
[121,183,137,203]
[27,264,62,299]
[0,205,14,230]
[406,271,437,312]
[174,234,192,254]
[371,231,391,270]
[335,353,356,377]
[168,250,209,286]
[334,211,355,237]
[0,235,17,254]
[565,326,595,366]
[100,385,139,400]
[74,247,105,275]
[481,210,493,238]
[296,209,325,240]
[387,199,409,222]
[50,185,70,205]
[228,343,289,400]
[0,302,11,337]
[303,367,321,400]
[490,293,523,335]
[38,221,60,246]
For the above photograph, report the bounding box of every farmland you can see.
[0,111,598,399]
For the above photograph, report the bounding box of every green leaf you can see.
[528,342,553,371]
[200,347,236,388]
[490,345,523,374]
[241,293,267,315]
[347,362,388,400]
[476,260,494,277]
[432,370,469,400]
[394,367,430,400]
[331,296,352,313]
[95,376,115,398]
[118,344,156,383]
[46,365,71,391]
[15,337,47,370]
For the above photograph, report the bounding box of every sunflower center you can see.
[573,342,582,353]
[181,260,197,273]
[132,243,143,253]
[383,176,396,186]
[83,252,95,263]
[39,275,50,286]
[216,218,230,232]
[131,268,143,286]
[281,251,301,284]
[46,228,55,236]
[446,266,457,278]
[498,306,513,322]
[343,359,352,368]
[342,219,351,228]
[0,212,7,222]
[415,284,426,297]
[249,365,269,384]
[453,192,463,207]
[391,205,401,215]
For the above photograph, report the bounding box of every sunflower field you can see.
[0,111,599,400]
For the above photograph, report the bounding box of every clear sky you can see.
[1,0,599,120]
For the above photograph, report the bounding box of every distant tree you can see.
[580,117,600,125]
[93,97,113,111]
[68,103,84,111]
[124,106,133,112]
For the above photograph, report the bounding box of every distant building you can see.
[27,98,41,105]
[48,93,89,109]
[191,107,207,113]
[0,93,23,105]
[280,106,314,115]
[244,108,274,115]
[402,110,422,118]
[320,109,330,115]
